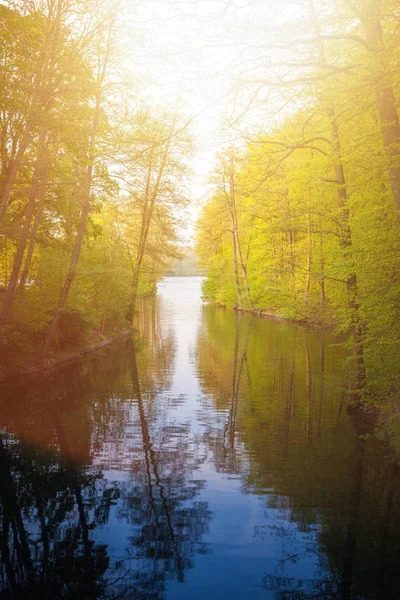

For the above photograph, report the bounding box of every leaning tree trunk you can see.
[40,171,92,357]
[130,154,153,323]
[0,0,64,221]
[130,137,171,323]
[41,16,115,357]
[18,150,49,293]
[0,125,48,324]
[0,0,65,319]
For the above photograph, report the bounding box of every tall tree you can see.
[41,7,118,357]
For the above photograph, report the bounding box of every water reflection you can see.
[196,303,400,599]
[0,278,400,599]
[0,332,210,597]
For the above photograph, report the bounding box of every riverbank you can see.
[216,302,336,329]
[0,329,133,384]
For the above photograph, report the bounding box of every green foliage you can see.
[0,1,191,367]
[197,0,400,407]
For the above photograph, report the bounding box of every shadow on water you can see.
[1,279,400,599]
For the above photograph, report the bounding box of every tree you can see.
[41,3,119,356]
[115,111,192,322]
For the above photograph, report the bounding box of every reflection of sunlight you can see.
[158,277,204,421]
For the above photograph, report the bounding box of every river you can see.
[0,277,399,599]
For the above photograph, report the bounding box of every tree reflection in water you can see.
[2,280,400,600]
[196,304,400,600]
[0,333,211,599]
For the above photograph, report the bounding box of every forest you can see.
[0,0,191,376]
[1,0,399,412]
[196,0,400,409]
[2,1,400,597]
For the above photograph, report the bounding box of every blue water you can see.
[0,277,399,599]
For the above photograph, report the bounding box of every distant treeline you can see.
[167,246,205,277]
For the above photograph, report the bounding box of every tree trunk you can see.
[309,0,366,397]
[232,231,242,308]
[131,152,153,322]
[131,264,141,325]
[0,0,65,315]
[363,0,400,218]
[282,172,295,294]
[18,151,49,293]
[304,214,312,304]
[41,172,92,357]
[231,180,251,306]
[0,0,63,220]
[41,15,115,357]
[0,125,48,324]
[131,136,171,322]
[319,229,326,312]
[224,167,251,307]
[305,339,312,445]
[287,230,295,289]
[331,117,366,397]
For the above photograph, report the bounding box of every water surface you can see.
[1,277,400,599]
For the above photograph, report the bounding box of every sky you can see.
[123,0,304,241]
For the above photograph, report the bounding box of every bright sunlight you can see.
[1,0,400,598]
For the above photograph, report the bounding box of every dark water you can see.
[1,277,400,600]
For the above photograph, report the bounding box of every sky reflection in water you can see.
[0,277,400,599]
